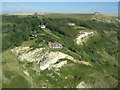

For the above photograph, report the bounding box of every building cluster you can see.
[68,23,76,26]
[48,42,63,48]
[39,25,46,28]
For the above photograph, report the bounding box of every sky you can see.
[2,2,118,15]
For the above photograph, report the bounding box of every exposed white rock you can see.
[11,47,74,70]
[76,81,91,88]
[53,61,67,68]
[11,47,45,62]
[23,70,30,76]
[49,61,67,70]
[38,51,91,70]
[11,46,31,55]
[39,52,74,70]
[116,19,120,22]
[11,46,91,71]
[65,77,67,79]
[76,31,94,45]
[79,61,91,66]
[68,23,76,26]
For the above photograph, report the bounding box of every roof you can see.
[94,12,101,14]
[48,42,63,48]
[49,42,58,44]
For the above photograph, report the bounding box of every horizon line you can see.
[1,12,118,16]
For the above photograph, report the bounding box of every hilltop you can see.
[2,13,118,88]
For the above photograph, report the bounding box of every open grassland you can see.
[43,13,94,20]
[2,50,31,88]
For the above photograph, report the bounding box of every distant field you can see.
[4,13,117,21]
[43,13,94,20]
[101,14,118,17]
[6,13,94,20]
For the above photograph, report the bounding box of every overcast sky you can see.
[2,2,118,15]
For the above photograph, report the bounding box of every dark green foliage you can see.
[77,20,117,32]
[44,18,79,38]
[2,15,42,51]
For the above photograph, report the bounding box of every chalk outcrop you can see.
[76,31,94,45]
[11,47,75,71]
[11,46,44,62]
[11,46,91,71]
[76,81,91,88]
[38,51,75,70]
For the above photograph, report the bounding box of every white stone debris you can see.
[79,61,91,66]
[11,46,45,62]
[76,81,91,88]
[39,52,73,70]
[116,19,120,22]
[76,31,94,45]
[65,77,67,79]
[54,71,61,76]
[11,46,91,71]
[68,23,76,26]
[23,70,30,76]
[49,61,67,70]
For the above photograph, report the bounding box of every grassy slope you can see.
[2,14,118,88]
[2,50,31,88]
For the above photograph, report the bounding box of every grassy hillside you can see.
[2,50,30,88]
[2,14,118,88]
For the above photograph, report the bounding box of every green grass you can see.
[2,50,31,88]
[44,13,94,20]
[0,33,10,41]
[2,34,10,39]
[22,39,36,46]
[43,28,60,39]
[60,48,81,60]
[0,34,1,39]
[2,22,14,26]
[3,74,30,88]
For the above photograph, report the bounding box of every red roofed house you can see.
[94,12,101,14]
[48,42,63,48]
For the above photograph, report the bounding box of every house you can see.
[39,44,43,46]
[68,23,76,26]
[94,12,101,14]
[48,42,63,48]
[39,25,46,28]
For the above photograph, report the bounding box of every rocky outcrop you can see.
[38,51,75,70]
[11,47,75,71]
[76,31,94,45]
[76,81,91,88]
[48,61,67,71]
[11,46,45,62]
[23,70,30,76]
[11,46,91,71]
